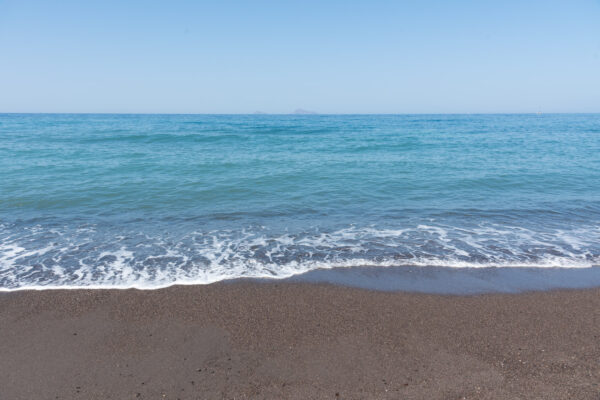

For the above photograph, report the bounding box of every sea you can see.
[1,113,599,291]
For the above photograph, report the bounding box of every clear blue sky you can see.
[1,0,599,113]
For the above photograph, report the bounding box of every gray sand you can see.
[1,283,599,399]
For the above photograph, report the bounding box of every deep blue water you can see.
[1,114,599,290]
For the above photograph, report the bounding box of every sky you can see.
[0,0,599,114]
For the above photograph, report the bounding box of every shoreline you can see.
[2,264,600,294]
[1,282,599,399]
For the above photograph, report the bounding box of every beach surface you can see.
[1,283,599,399]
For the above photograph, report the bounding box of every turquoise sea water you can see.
[1,114,599,290]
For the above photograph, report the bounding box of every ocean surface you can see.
[1,114,599,290]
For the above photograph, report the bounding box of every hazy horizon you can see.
[1,0,599,114]
[2,112,600,116]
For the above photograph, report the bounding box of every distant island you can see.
[293,108,318,115]
[251,110,318,115]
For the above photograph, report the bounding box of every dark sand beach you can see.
[1,283,599,399]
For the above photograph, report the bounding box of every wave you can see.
[1,224,599,291]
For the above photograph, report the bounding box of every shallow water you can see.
[1,114,599,290]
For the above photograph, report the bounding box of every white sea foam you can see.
[1,224,599,291]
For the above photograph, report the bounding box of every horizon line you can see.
[1,112,599,116]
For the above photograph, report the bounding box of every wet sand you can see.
[1,283,599,399]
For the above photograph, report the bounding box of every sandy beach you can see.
[1,283,599,399]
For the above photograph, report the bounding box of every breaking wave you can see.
[1,223,598,291]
